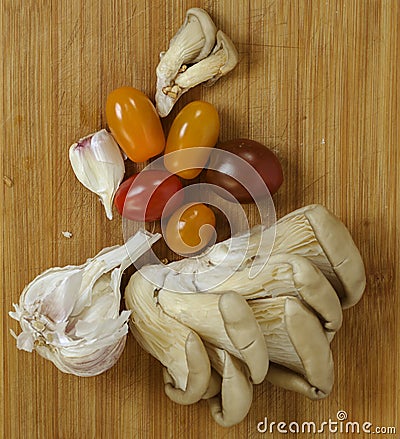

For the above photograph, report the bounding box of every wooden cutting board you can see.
[1,1,399,438]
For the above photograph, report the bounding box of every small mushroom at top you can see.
[202,30,239,86]
[155,8,217,117]
[155,9,239,117]
[174,30,238,92]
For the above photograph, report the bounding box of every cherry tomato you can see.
[106,86,165,163]
[165,203,216,255]
[114,170,183,222]
[164,101,220,179]
[205,139,283,203]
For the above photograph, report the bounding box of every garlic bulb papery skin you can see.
[69,129,125,220]
[9,229,160,377]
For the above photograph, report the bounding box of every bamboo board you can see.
[1,1,399,438]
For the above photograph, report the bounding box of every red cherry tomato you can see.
[106,86,165,163]
[205,139,283,203]
[164,101,220,179]
[114,171,183,222]
[165,203,216,255]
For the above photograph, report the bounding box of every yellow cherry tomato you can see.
[165,203,216,255]
[106,86,165,163]
[164,101,220,179]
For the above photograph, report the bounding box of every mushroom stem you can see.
[125,272,210,403]
[158,290,269,384]
[156,8,216,82]
[251,296,334,396]
[174,45,227,89]
[273,204,366,309]
[208,253,343,332]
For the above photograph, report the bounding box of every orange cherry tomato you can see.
[164,101,220,179]
[106,86,165,163]
[165,203,216,255]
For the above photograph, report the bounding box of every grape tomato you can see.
[114,170,183,222]
[165,203,216,255]
[164,101,220,179]
[205,139,283,203]
[106,87,165,163]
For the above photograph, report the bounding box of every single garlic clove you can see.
[9,230,160,376]
[69,129,125,220]
[155,8,217,117]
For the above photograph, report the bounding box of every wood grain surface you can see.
[1,1,399,438]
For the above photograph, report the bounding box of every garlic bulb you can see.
[10,230,160,377]
[69,129,125,220]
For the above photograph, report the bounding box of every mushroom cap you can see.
[266,363,329,400]
[125,272,211,403]
[252,295,334,397]
[280,204,366,309]
[218,291,269,384]
[267,253,343,332]
[158,290,269,385]
[184,8,217,63]
[163,331,211,405]
[201,250,342,333]
[205,30,239,86]
[284,297,334,395]
[206,346,253,427]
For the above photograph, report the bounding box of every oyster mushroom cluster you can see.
[155,8,239,117]
[125,204,366,427]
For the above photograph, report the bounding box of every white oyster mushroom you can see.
[159,31,239,116]
[175,30,239,89]
[252,295,334,399]
[272,204,366,309]
[158,289,269,385]
[136,204,363,322]
[156,8,217,117]
[205,346,253,428]
[125,204,366,426]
